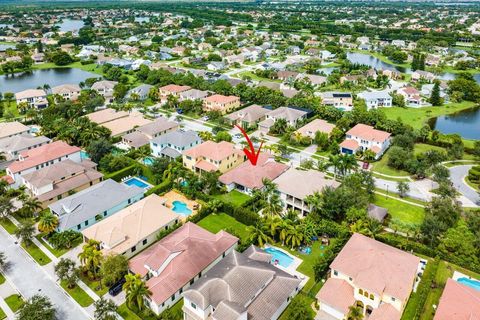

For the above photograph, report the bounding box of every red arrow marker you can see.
[235,124,263,166]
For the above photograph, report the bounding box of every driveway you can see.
[0,228,90,320]
[449,165,480,206]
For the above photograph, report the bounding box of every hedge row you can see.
[145,179,172,196]
[103,164,137,182]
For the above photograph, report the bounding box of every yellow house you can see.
[203,94,240,114]
[182,141,245,174]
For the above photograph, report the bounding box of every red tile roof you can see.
[204,94,239,104]
[434,279,480,320]
[339,139,359,151]
[129,222,238,305]
[183,141,242,161]
[194,160,218,172]
[330,233,420,302]
[369,303,401,320]
[8,141,80,174]
[219,153,288,189]
[316,278,355,315]
[346,124,391,143]
[159,84,191,94]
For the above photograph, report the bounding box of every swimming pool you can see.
[143,157,154,166]
[264,247,294,268]
[80,151,90,160]
[458,277,480,291]
[124,177,149,189]
[172,200,192,216]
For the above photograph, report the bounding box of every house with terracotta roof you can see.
[339,124,391,159]
[6,141,82,188]
[433,278,480,320]
[128,222,238,315]
[0,121,31,141]
[183,246,301,320]
[82,194,180,258]
[86,108,129,125]
[273,167,340,216]
[203,94,240,114]
[15,89,48,109]
[100,112,152,137]
[316,233,421,320]
[182,141,245,174]
[50,179,144,232]
[22,159,103,208]
[224,104,270,129]
[219,153,289,195]
[159,84,191,101]
[296,119,335,139]
[397,86,424,107]
[121,117,179,149]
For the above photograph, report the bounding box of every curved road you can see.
[0,228,90,320]
[449,165,480,206]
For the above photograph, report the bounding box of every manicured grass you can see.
[373,195,425,229]
[371,149,411,177]
[413,143,445,155]
[0,305,5,320]
[4,294,24,312]
[420,261,452,320]
[79,273,108,297]
[0,273,5,285]
[60,280,94,307]
[212,190,251,207]
[35,234,81,257]
[383,101,477,130]
[21,242,52,266]
[117,303,157,320]
[372,172,410,182]
[0,218,18,234]
[197,213,250,242]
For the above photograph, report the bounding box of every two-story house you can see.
[182,141,245,174]
[91,80,118,103]
[52,84,81,101]
[258,107,308,133]
[339,124,391,159]
[357,91,392,110]
[150,130,202,160]
[316,233,421,320]
[121,117,179,149]
[203,94,240,114]
[15,89,48,109]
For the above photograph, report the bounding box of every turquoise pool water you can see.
[80,151,90,160]
[265,247,294,268]
[143,157,154,166]
[172,200,192,216]
[458,277,480,291]
[124,177,149,189]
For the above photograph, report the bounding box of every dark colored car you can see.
[108,277,126,296]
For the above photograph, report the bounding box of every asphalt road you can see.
[0,227,90,320]
[450,165,480,205]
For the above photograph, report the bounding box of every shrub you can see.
[145,179,172,196]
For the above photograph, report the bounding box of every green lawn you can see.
[117,303,157,320]
[79,273,108,297]
[212,190,251,207]
[4,294,24,312]
[0,305,5,320]
[373,195,425,229]
[371,149,411,177]
[197,213,250,242]
[420,261,452,320]
[35,234,81,257]
[21,242,52,266]
[60,281,94,307]
[383,101,476,130]
[0,218,18,234]
[0,273,5,285]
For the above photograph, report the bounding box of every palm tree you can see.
[277,219,293,245]
[247,224,271,247]
[338,154,358,176]
[15,222,35,247]
[328,154,342,179]
[264,216,281,238]
[0,251,6,270]
[78,240,103,279]
[38,213,59,234]
[304,191,322,216]
[23,197,42,217]
[123,274,152,311]
[286,225,304,249]
[94,297,117,320]
[347,305,364,320]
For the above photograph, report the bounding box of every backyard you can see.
[212,190,251,207]
[373,195,425,230]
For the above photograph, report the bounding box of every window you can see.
[77,224,81,230]
[369,294,374,300]
[143,239,147,245]
[131,246,136,252]
[359,289,363,295]
[391,297,396,302]
[190,279,194,285]
[191,302,197,309]
[333,270,338,276]
[128,199,131,204]
[171,294,175,301]
[85,221,88,226]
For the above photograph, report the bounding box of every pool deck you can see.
[159,190,200,220]
[264,245,309,290]
[122,176,154,190]
[452,270,478,281]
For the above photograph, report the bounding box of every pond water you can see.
[135,17,150,23]
[56,19,84,32]
[0,68,97,93]
[429,107,480,140]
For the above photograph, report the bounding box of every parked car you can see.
[108,277,126,296]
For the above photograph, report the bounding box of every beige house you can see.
[316,233,421,320]
[82,194,181,258]
[22,159,103,208]
[52,84,81,101]
[15,89,48,109]
[203,94,240,114]
[91,80,118,103]
[0,122,30,141]
[121,117,179,149]
[86,108,129,125]
[159,84,191,100]
[296,119,335,139]
[182,141,245,174]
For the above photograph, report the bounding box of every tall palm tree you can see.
[23,197,42,217]
[338,154,358,176]
[304,191,322,215]
[328,154,342,179]
[262,193,283,217]
[15,222,35,247]
[38,213,59,234]
[123,274,152,311]
[264,216,281,238]
[277,219,293,245]
[0,196,14,220]
[286,225,304,249]
[247,224,272,247]
[78,240,103,279]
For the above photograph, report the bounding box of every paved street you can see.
[449,165,480,206]
[0,228,90,320]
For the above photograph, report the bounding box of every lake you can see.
[56,19,84,32]
[0,68,98,93]
[429,107,480,140]
[346,51,480,83]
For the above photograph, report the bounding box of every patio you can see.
[159,190,200,219]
